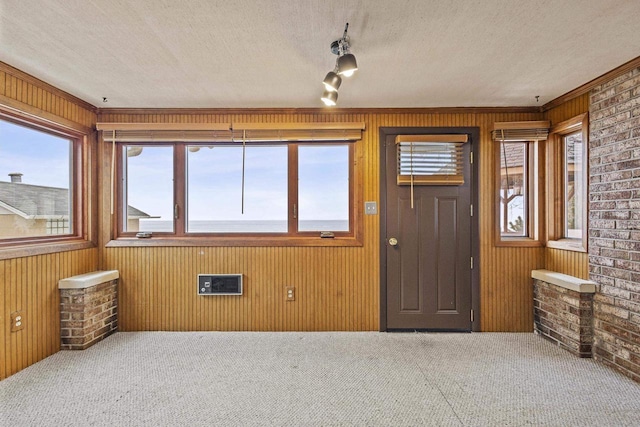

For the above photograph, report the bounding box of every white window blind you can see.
[395,134,468,186]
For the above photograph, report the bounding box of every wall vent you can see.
[198,274,243,295]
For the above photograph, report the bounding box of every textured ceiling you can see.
[1,0,639,109]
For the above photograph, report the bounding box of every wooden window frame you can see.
[494,139,543,247]
[0,110,93,259]
[546,113,589,253]
[110,141,362,247]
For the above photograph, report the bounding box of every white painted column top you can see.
[531,269,596,293]
[58,270,120,290]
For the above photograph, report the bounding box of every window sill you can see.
[495,237,543,248]
[106,236,363,248]
[546,239,587,253]
[0,240,96,261]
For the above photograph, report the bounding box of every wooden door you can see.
[384,133,472,330]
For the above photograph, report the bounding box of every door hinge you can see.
[174,204,179,219]
[470,257,474,270]
[471,309,474,322]
[293,203,297,219]
[470,204,473,217]
[470,152,473,164]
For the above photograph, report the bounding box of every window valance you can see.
[96,122,365,143]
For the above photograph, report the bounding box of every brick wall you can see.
[589,66,640,382]
[533,278,594,357]
[60,279,118,350]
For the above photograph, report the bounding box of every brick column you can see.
[59,270,119,350]
[589,67,640,382]
[532,270,596,358]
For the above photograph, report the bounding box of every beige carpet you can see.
[1,332,639,426]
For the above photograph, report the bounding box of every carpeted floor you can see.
[1,332,639,426]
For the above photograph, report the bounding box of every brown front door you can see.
[384,132,472,330]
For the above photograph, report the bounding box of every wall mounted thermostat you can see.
[198,274,243,295]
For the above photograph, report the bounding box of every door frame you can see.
[379,127,481,332]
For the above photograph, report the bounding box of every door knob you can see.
[388,237,398,246]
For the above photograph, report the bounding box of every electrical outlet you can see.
[365,201,378,215]
[11,311,24,332]
[286,286,295,301]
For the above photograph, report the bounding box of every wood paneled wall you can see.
[0,63,96,129]
[0,63,99,380]
[0,250,96,379]
[98,109,544,332]
[543,93,590,279]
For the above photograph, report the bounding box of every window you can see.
[498,142,530,238]
[115,141,357,244]
[547,114,588,252]
[0,114,86,248]
[186,144,288,233]
[492,121,548,246]
[564,131,584,239]
[298,145,350,232]
[123,145,174,233]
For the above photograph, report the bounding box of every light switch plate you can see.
[365,201,378,215]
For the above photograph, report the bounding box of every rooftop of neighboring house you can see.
[0,173,152,219]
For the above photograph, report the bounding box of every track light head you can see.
[337,53,358,77]
[322,71,342,92]
[331,23,358,78]
[321,90,338,106]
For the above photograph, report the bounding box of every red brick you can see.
[594,301,630,319]
[592,87,616,103]
[58,278,119,351]
[70,312,84,321]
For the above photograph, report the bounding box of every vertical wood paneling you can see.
[545,248,589,280]
[1,249,98,379]
[545,93,589,126]
[475,112,545,331]
[0,62,96,129]
[0,65,99,380]
[98,109,545,333]
[543,93,590,279]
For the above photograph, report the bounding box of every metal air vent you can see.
[198,274,243,295]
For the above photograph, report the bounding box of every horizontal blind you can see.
[97,122,365,143]
[395,134,467,186]
[491,121,550,142]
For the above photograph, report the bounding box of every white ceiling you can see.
[1,0,639,109]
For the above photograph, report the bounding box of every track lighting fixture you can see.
[321,90,338,106]
[322,70,341,92]
[337,53,358,77]
[320,23,357,106]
